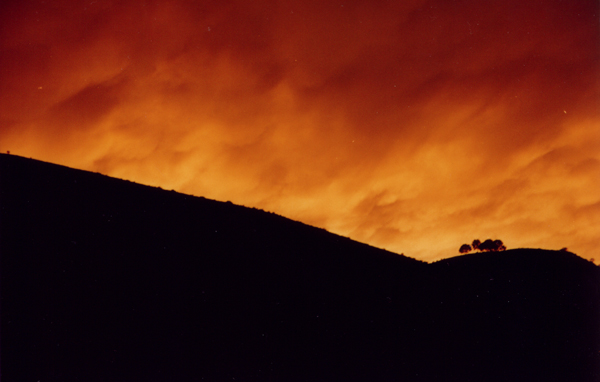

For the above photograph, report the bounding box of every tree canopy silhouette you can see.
[459,244,472,253]
[477,239,506,252]
[459,239,506,253]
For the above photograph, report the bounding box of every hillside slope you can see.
[1,154,599,381]
[429,249,600,381]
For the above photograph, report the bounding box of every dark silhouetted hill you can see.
[1,153,599,381]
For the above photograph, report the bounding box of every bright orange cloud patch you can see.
[1,0,598,261]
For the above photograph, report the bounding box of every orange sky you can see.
[1,0,599,262]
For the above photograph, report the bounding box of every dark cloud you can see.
[48,80,125,128]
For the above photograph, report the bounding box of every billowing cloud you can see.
[1,0,598,261]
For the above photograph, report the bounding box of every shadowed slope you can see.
[0,154,429,381]
[429,249,600,381]
[1,154,599,381]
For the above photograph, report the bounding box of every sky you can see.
[1,0,598,262]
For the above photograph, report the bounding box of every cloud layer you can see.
[2,0,598,261]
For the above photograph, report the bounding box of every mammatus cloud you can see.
[1,0,598,261]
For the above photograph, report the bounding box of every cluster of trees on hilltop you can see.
[459,239,506,254]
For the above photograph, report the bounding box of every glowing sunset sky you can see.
[1,0,598,261]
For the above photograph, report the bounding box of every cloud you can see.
[1,0,598,261]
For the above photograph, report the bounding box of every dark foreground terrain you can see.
[2,153,599,381]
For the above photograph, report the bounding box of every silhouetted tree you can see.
[494,240,506,251]
[459,244,472,254]
[478,239,493,251]
[477,239,505,252]
[465,239,506,253]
